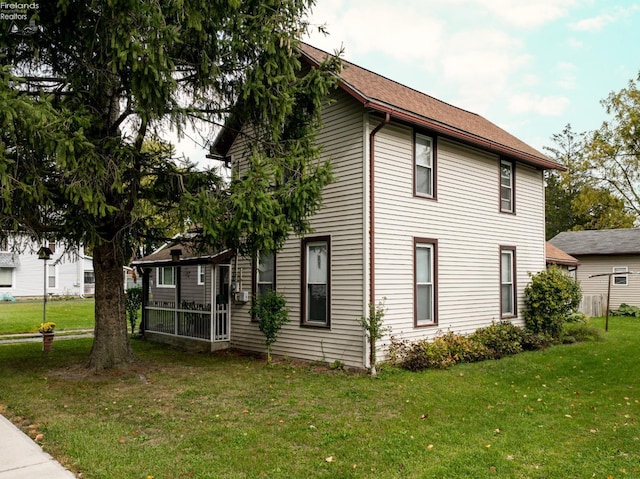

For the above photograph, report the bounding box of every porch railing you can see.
[145,300,229,342]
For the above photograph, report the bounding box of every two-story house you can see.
[135,43,563,369]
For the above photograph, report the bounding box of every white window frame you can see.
[157,266,176,288]
[415,133,434,198]
[47,264,57,289]
[500,160,514,213]
[613,266,628,286]
[197,265,206,286]
[415,240,436,326]
[0,267,13,288]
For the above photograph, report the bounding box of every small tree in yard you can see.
[250,291,290,364]
[356,299,388,377]
[125,287,143,335]
[524,267,582,339]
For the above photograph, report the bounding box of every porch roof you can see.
[131,245,234,268]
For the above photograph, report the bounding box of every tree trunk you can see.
[87,240,136,370]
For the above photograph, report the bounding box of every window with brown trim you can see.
[301,236,330,327]
[414,238,438,326]
[500,160,515,213]
[414,133,436,198]
[253,251,276,297]
[500,246,517,318]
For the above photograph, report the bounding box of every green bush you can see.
[469,321,524,359]
[612,303,640,317]
[519,330,555,351]
[524,267,582,338]
[388,323,541,371]
[250,291,290,363]
[562,322,604,343]
[125,287,143,335]
[394,337,458,371]
[437,331,493,363]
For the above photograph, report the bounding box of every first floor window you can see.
[302,237,330,326]
[613,266,628,285]
[157,266,175,287]
[84,271,95,284]
[415,239,437,326]
[0,267,12,287]
[48,264,56,288]
[197,265,206,285]
[500,247,516,317]
[256,251,275,296]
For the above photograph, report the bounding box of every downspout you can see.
[369,113,390,308]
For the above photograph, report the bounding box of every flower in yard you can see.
[38,322,56,333]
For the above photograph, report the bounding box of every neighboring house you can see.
[549,228,640,311]
[0,237,95,298]
[545,242,579,278]
[134,43,563,368]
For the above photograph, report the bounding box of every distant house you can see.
[545,241,579,277]
[549,229,640,311]
[134,43,564,368]
[0,237,94,298]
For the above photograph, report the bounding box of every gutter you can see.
[363,100,563,171]
[369,113,390,308]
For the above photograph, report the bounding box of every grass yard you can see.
[0,299,95,334]
[0,316,638,478]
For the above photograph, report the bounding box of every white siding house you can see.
[0,238,94,299]
[135,43,564,368]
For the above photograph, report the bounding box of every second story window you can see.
[500,160,514,213]
[415,133,435,198]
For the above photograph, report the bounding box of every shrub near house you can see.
[390,268,586,371]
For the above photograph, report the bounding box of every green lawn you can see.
[0,316,638,478]
[0,299,95,334]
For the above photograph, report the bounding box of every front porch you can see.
[133,247,233,352]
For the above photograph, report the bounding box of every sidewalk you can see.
[0,330,93,344]
[0,415,76,478]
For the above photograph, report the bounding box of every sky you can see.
[302,0,640,155]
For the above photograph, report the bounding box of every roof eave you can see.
[361,98,564,171]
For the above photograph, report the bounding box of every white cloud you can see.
[569,5,640,31]
[567,37,583,48]
[508,93,570,116]
[555,62,577,90]
[439,29,531,113]
[469,0,577,28]
[306,0,445,67]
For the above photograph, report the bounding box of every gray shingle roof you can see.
[548,229,640,256]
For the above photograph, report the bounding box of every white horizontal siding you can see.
[229,90,367,367]
[372,123,546,347]
[575,255,640,310]
[1,242,88,297]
